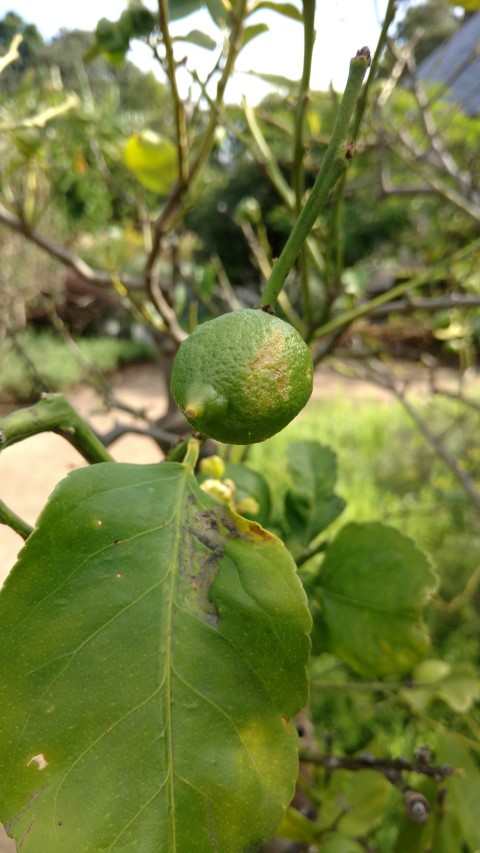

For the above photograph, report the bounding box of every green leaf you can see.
[285,441,345,547]
[400,659,480,713]
[314,522,438,677]
[241,23,269,48]
[0,460,311,851]
[173,29,217,50]
[435,731,480,850]
[338,770,390,836]
[168,0,205,20]
[205,0,232,26]
[253,1,303,21]
[123,130,177,194]
[276,806,321,844]
[244,69,298,91]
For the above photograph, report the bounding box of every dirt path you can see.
[0,360,472,584]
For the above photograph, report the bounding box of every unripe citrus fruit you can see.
[170,308,313,444]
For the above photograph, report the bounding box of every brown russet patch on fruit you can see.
[247,328,291,401]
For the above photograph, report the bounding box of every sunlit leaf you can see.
[400,659,480,713]
[168,0,205,20]
[242,23,269,48]
[313,522,438,677]
[205,0,232,26]
[123,130,177,194]
[173,29,217,49]
[245,69,298,91]
[253,1,303,21]
[0,459,311,851]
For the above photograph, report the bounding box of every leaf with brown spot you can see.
[0,460,311,851]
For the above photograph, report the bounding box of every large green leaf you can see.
[0,459,311,851]
[313,522,438,677]
[285,441,345,548]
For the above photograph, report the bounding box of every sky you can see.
[4,0,394,103]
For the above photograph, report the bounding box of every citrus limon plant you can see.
[2,3,480,851]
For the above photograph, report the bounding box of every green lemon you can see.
[170,308,314,444]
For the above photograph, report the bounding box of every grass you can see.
[247,391,480,657]
[0,330,156,403]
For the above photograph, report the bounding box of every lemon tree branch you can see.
[0,499,33,541]
[258,47,371,310]
[312,237,480,341]
[0,394,114,464]
[293,0,316,323]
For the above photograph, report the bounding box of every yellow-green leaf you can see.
[123,130,177,194]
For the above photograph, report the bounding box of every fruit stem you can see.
[182,437,200,469]
[258,47,371,311]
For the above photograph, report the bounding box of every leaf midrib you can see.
[163,464,191,852]
[320,585,419,617]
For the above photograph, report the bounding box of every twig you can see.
[157,0,189,185]
[312,237,480,339]
[364,366,480,511]
[0,499,33,540]
[351,0,397,138]
[436,565,480,613]
[292,0,316,323]
[144,0,249,284]
[0,33,22,75]
[0,394,114,464]
[6,328,50,394]
[299,750,455,783]
[0,201,141,290]
[258,47,371,309]
[296,539,329,568]
[371,293,480,317]
[393,389,480,511]
[98,421,180,450]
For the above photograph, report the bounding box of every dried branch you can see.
[0,202,186,343]
[371,293,480,317]
[0,201,140,288]
[144,0,249,284]
[0,33,22,75]
[97,421,180,450]
[388,38,476,200]
[299,749,455,783]
[156,0,189,184]
[364,366,480,511]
